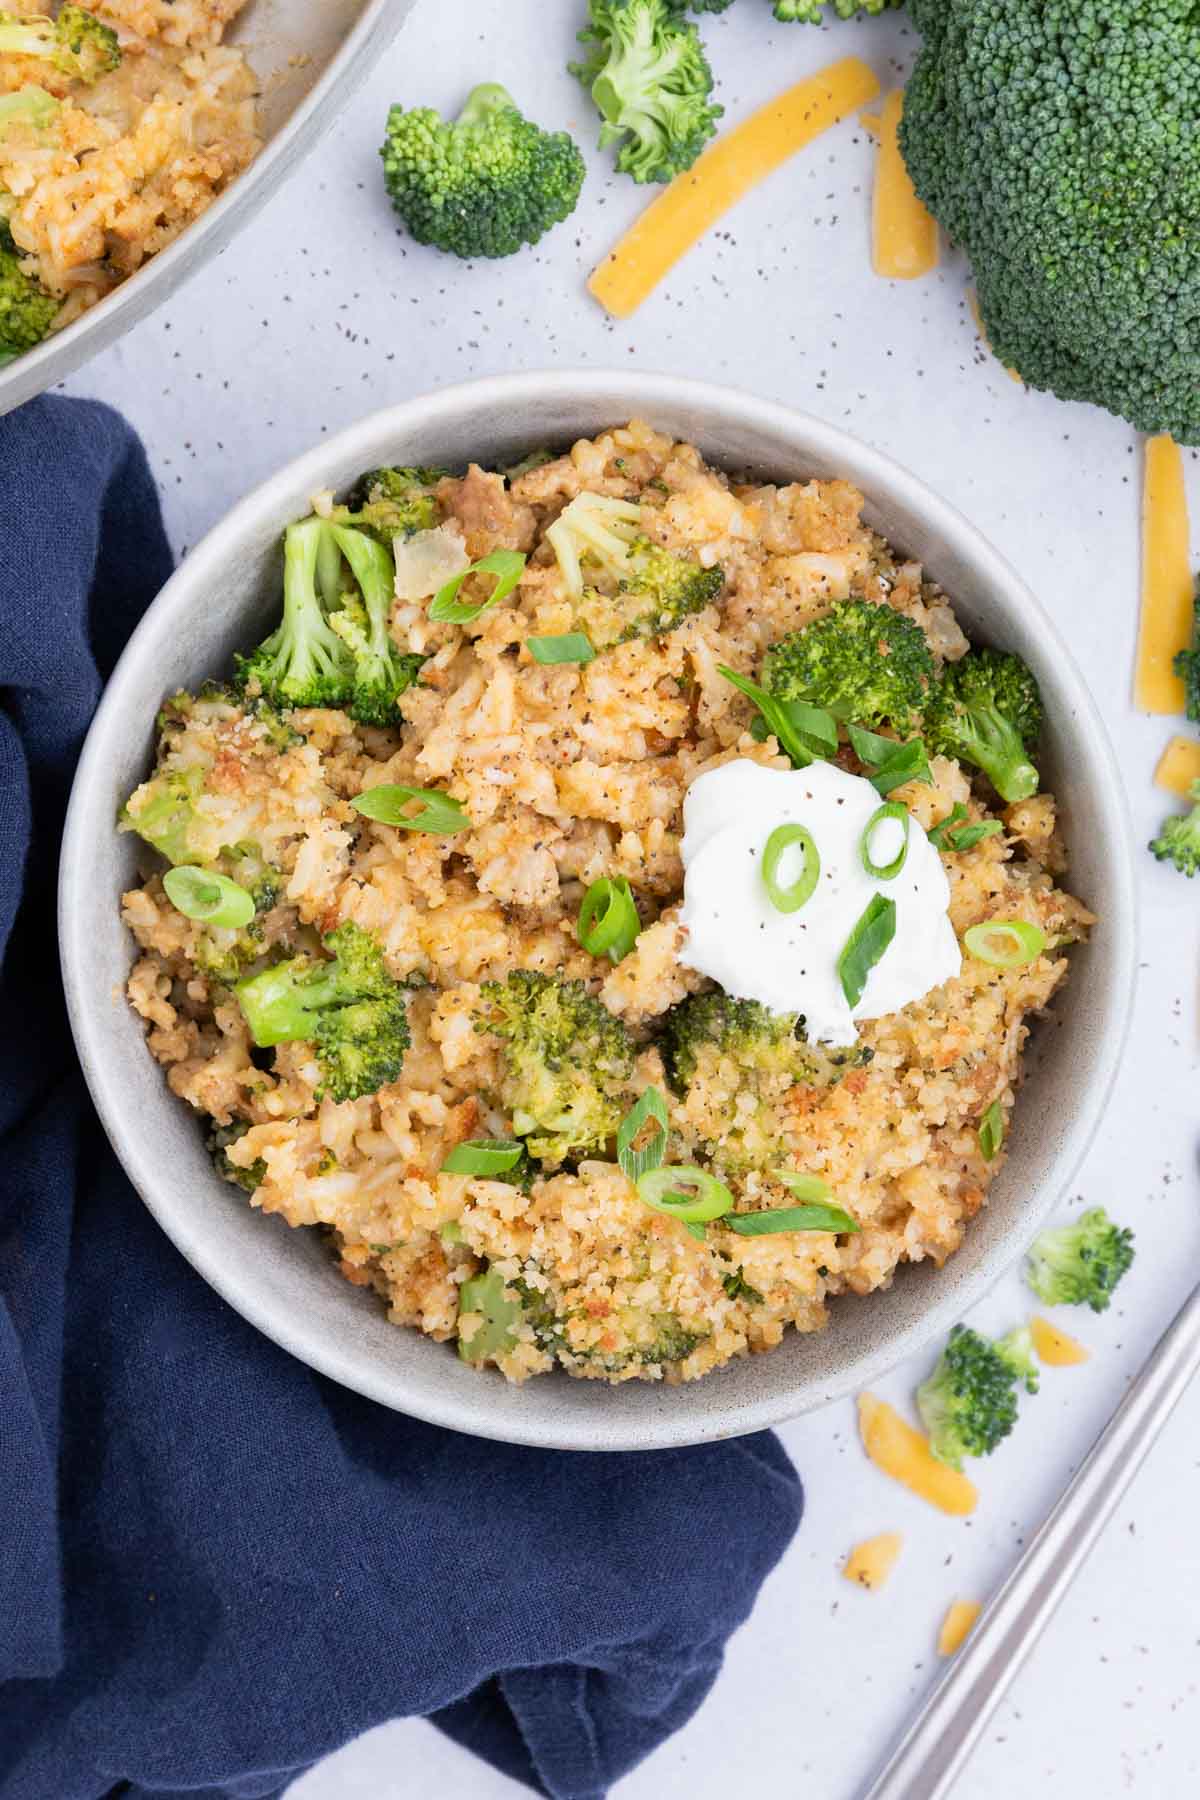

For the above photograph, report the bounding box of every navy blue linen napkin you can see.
[0,396,803,1800]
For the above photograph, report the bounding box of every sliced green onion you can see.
[637,1165,734,1225]
[717,666,835,769]
[577,875,640,963]
[440,1219,464,1245]
[163,865,255,928]
[684,1220,708,1242]
[928,805,1004,853]
[927,803,968,849]
[978,1101,1005,1161]
[728,1203,859,1236]
[441,1139,525,1177]
[860,802,910,880]
[849,723,932,795]
[429,548,527,625]
[963,919,1047,968]
[528,632,595,666]
[764,1170,861,1233]
[838,893,897,1009]
[617,1087,669,1184]
[352,784,470,834]
[761,823,820,914]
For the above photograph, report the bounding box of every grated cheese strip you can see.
[1030,1315,1090,1366]
[1155,735,1200,797]
[966,288,1022,385]
[937,1599,982,1656]
[857,1392,977,1516]
[872,90,937,280]
[1136,435,1192,714]
[588,57,880,320]
[843,1531,904,1590]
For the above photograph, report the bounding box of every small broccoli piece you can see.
[763,600,934,732]
[235,517,356,713]
[1026,1207,1135,1314]
[0,222,56,363]
[917,1323,1039,1470]
[119,765,204,865]
[381,82,585,260]
[333,466,446,541]
[322,522,424,727]
[924,648,1042,803]
[1150,780,1200,878]
[234,922,410,1104]
[0,6,119,82]
[0,81,59,136]
[546,491,723,648]
[457,1266,521,1363]
[207,1120,266,1195]
[773,0,902,20]
[1174,586,1200,725]
[571,0,721,185]
[476,970,635,1167]
[685,0,736,13]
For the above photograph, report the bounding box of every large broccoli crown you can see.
[917,1322,1039,1470]
[0,6,120,82]
[234,922,410,1105]
[901,0,1200,441]
[381,82,585,261]
[1150,780,1200,877]
[476,970,635,1167]
[1026,1206,1135,1313]
[336,466,446,541]
[546,491,723,647]
[924,647,1042,803]
[763,600,935,731]
[0,224,56,363]
[571,0,722,185]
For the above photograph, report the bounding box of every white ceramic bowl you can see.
[59,372,1137,1451]
[0,0,412,417]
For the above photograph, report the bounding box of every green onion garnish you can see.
[727,1170,860,1234]
[962,919,1047,968]
[577,875,640,963]
[352,784,470,834]
[928,804,1003,853]
[441,1139,525,1177]
[440,1220,464,1245]
[761,823,820,914]
[978,1101,1005,1161]
[528,632,595,666]
[860,801,910,880]
[617,1087,669,1184]
[636,1165,734,1225]
[837,893,897,1009]
[162,865,256,929]
[429,548,527,625]
[717,666,835,769]
[848,723,932,795]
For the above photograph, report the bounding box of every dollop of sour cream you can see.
[677,759,961,1046]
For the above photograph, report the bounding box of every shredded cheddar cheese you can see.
[872,90,938,280]
[857,1393,978,1516]
[1030,1314,1090,1366]
[966,287,1022,385]
[1137,435,1192,714]
[937,1599,982,1656]
[588,57,880,320]
[842,1531,904,1590]
[1155,735,1200,796]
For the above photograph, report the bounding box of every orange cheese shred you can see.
[937,1599,982,1656]
[1031,1314,1090,1366]
[842,1531,904,1590]
[1155,735,1200,797]
[872,90,938,280]
[588,57,881,320]
[857,1393,978,1516]
[1137,435,1192,714]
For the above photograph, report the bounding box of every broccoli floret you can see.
[924,648,1042,803]
[207,1120,266,1195]
[476,970,635,1167]
[684,0,736,13]
[1026,1207,1135,1314]
[900,0,1200,441]
[333,466,446,542]
[381,82,585,261]
[120,765,204,865]
[322,522,424,727]
[546,491,723,648]
[773,0,902,19]
[763,600,934,732]
[0,6,119,83]
[234,922,410,1104]
[917,1323,1039,1470]
[1150,780,1200,878]
[457,1266,521,1363]
[516,1272,703,1372]
[1174,586,1200,725]
[0,222,56,364]
[571,0,721,185]
[0,81,58,136]
[236,517,356,713]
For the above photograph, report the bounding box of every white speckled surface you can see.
[61,1,1200,1795]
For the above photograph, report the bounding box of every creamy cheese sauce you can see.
[677,759,961,1045]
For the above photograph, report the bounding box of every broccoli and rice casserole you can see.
[119,420,1093,1385]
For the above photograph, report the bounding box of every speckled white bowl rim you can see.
[59,371,1137,1452]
